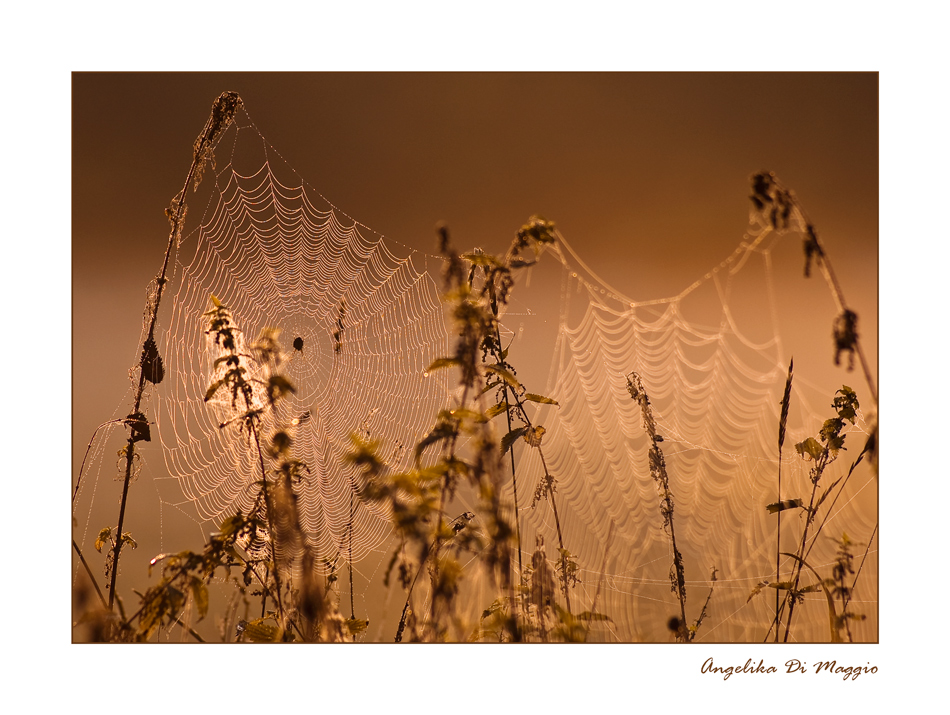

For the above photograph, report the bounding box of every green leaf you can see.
[485,402,508,420]
[95,527,112,553]
[426,357,460,373]
[121,532,137,549]
[345,618,369,635]
[190,577,209,620]
[243,619,282,643]
[484,364,521,390]
[795,437,824,461]
[834,385,859,423]
[166,585,186,615]
[523,393,559,406]
[501,426,528,455]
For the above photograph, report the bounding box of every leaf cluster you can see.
[131,510,265,641]
[794,386,859,478]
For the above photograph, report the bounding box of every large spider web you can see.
[75,104,877,643]
[153,110,453,570]
[504,222,877,643]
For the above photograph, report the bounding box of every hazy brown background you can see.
[72,73,878,647]
[73,71,878,441]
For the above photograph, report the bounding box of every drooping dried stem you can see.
[108,92,243,610]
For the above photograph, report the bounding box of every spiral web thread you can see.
[507,218,877,642]
[154,110,452,570]
[143,108,875,642]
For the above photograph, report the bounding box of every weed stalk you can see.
[106,92,243,610]
[626,372,689,640]
[775,358,794,641]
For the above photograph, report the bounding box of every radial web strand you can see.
[153,110,453,568]
[75,104,876,642]
[504,217,877,642]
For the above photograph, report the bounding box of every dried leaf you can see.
[95,527,111,553]
[524,425,546,447]
[267,375,296,405]
[125,412,151,443]
[141,338,164,384]
[766,498,804,514]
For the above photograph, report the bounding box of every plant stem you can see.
[781,452,828,642]
[497,329,524,593]
[769,177,878,406]
[775,465,782,642]
[585,522,615,642]
[349,489,356,619]
[73,539,108,610]
[843,523,877,614]
[536,447,571,615]
[108,92,242,610]
[626,372,688,639]
[252,428,285,623]
[775,358,793,642]
[73,419,123,505]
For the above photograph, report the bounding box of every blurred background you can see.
[72,72,878,642]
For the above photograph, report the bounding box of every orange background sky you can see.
[73,70,878,454]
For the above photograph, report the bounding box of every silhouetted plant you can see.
[753,384,873,642]
[749,172,877,410]
[116,299,356,642]
[625,371,703,642]
[346,217,604,642]
[71,93,244,619]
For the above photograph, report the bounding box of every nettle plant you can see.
[125,299,360,642]
[347,216,607,642]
